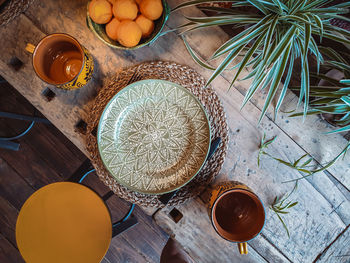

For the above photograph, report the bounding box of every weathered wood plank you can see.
[154,76,348,262]
[0,233,24,263]
[0,195,18,249]
[0,139,64,189]
[107,199,168,263]
[164,1,350,192]
[0,1,348,262]
[75,170,168,262]
[0,83,86,179]
[0,130,165,263]
[104,241,148,263]
[154,198,269,263]
[315,225,350,263]
[21,0,350,210]
[0,157,35,209]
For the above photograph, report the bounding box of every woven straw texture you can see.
[86,61,228,207]
[0,0,34,26]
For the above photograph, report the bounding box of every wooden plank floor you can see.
[0,77,169,263]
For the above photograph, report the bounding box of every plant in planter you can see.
[290,45,350,133]
[174,0,350,122]
[290,79,350,133]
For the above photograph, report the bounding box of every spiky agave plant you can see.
[173,0,350,122]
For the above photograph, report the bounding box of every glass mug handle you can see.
[238,242,248,254]
[25,43,35,54]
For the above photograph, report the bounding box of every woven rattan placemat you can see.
[0,0,34,26]
[86,61,228,207]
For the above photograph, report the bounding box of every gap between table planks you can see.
[0,82,168,262]
[0,1,348,262]
[165,0,350,193]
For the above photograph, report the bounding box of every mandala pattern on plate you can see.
[98,80,210,194]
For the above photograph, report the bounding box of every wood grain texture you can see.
[0,83,168,262]
[149,53,349,261]
[0,233,24,263]
[0,0,349,262]
[315,225,350,263]
[0,83,86,179]
[165,0,350,192]
[0,195,18,248]
[0,157,35,209]
[154,198,270,263]
[81,170,169,260]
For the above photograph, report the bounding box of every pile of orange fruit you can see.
[89,0,163,47]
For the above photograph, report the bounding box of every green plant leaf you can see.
[300,157,313,167]
[172,0,240,12]
[184,15,256,23]
[316,31,350,46]
[293,153,308,167]
[212,15,273,58]
[318,46,347,66]
[311,14,323,39]
[310,98,342,105]
[259,41,293,123]
[310,73,346,87]
[331,2,350,8]
[241,63,276,109]
[180,18,261,35]
[206,46,245,87]
[275,213,290,237]
[302,23,311,120]
[197,6,247,15]
[182,36,216,70]
[230,30,267,86]
[247,0,269,14]
[341,79,350,85]
[178,0,350,122]
[287,202,298,208]
[326,125,350,134]
[263,16,279,59]
[331,14,350,23]
[311,142,350,172]
[307,8,349,14]
[275,52,294,117]
[326,61,350,73]
[289,0,307,15]
[341,96,350,107]
[266,25,297,67]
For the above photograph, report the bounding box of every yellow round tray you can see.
[16,182,112,263]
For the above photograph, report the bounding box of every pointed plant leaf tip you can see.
[177,0,350,123]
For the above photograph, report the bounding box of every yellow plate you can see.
[16,182,112,263]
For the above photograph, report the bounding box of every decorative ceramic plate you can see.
[97,79,211,194]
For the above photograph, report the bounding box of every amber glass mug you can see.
[25,33,94,90]
[209,181,265,255]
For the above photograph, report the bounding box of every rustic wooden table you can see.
[1,0,349,262]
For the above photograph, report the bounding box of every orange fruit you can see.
[135,0,142,4]
[117,20,142,47]
[106,18,120,40]
[107,0,117,4]
[89,0,113,24]
[135,15,154,38]
[113,0,138,21]
[139,0,163,20]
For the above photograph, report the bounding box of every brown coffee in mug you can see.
[211,188,265,254]
[26,33,94,90]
